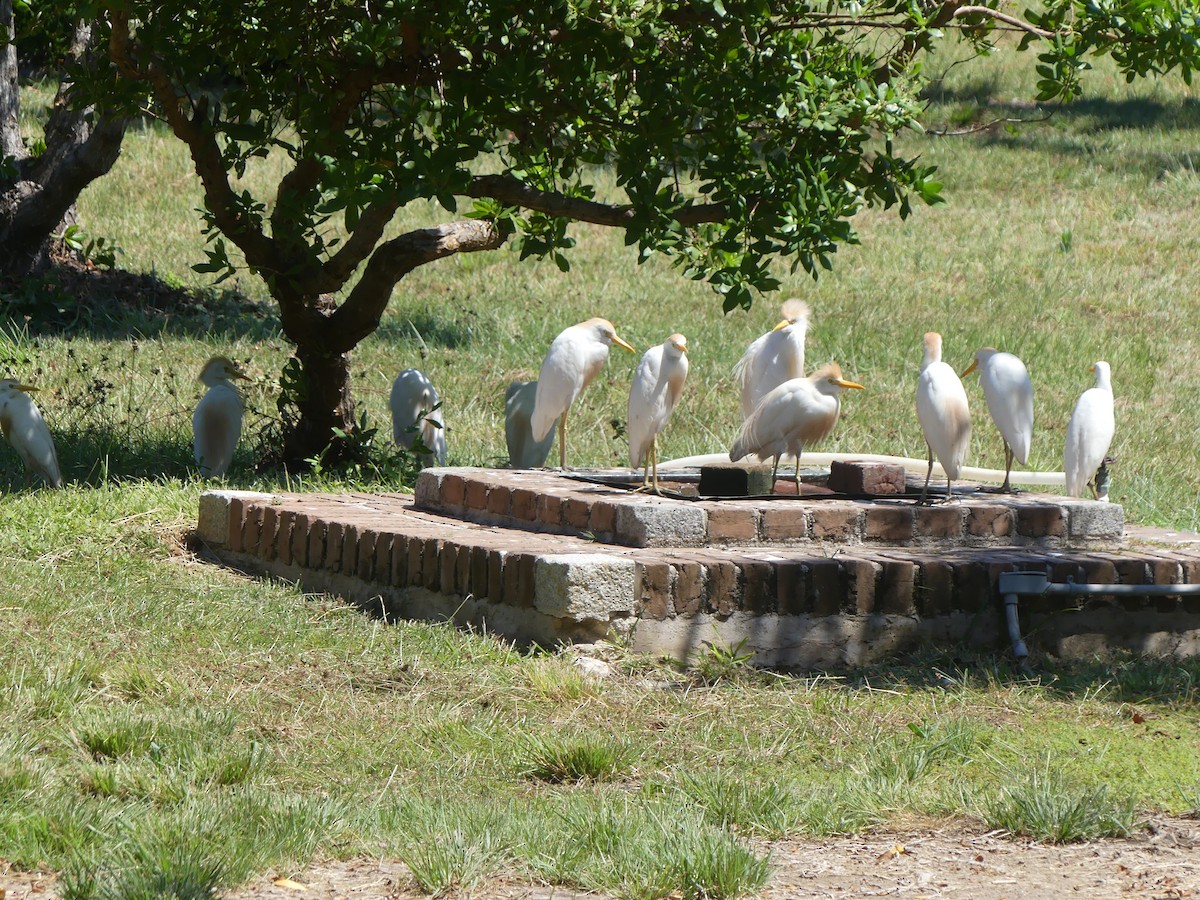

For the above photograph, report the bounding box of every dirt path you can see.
[3,817,1196,899]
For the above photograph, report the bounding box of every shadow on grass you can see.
[0,260,280,342]
[846,648,1200,706]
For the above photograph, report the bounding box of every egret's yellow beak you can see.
[834,379,865,390]
[770,319,790,332]
[15,384,38,392]
[960,360,979,377]
[613,335,636,353]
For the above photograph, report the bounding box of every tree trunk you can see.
[0,10,128,278]
[280,341,359,468]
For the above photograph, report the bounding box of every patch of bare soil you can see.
[2,817,1195,900]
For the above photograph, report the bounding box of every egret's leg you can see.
[770,456,780,494]
[918,446,934,505]
[794,450,803,493]
[1001,444,1015,493]
[650,439,659,494]
[558,411,568,470]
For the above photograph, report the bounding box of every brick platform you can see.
[195,468,1200,668]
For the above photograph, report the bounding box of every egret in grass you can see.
[504,380,556,469]
[1064,361,1115,500]
[915,332,971,504]
[962,347,1033,493]
[390,368,447,467]
[628,333,689,492]
[0,379,63,488]
[531,318,636,470]
[734,298,810,419]
[729,362,864,494]
[192,355,247,478]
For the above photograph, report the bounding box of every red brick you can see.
[455,542,472,595]
[406,534,424,587]
[307,517,328,569]
[864,506,914,543]
[916,558,955,617]
[775,561,807,616]
[339,524,361,576]
[511,488,538,522]
[966,505,1014,538]
[374,533,393,584]
[806,559,843,616]
[843,558,879,614]
[515,553,537,607]
[487,550,506,601]
[470,546,489,598]
[389,533,409,586]
[1113,557,1149,585]
[275,510,295,565]
[828,460,906,496]
[810,504,862,541]
[877,559,916,615]
[705,559,740,616]
[439,540,459,594]
[636,561,673,619]
[422,538,442,591]
[741,559,776,614]
[537,493,565,529]
[673,560,704,616]
[226,497,249,553]
[589,501,617,536]
[487,485,513,517]
[324,520,343,573]
[915,506,964,539]
[357,529,378,581]
[1015,505,1066,539]
[464,478,488,513]
[564,497,591,530]
[290,512,310,567]
[256,511,277,561]
[502,550,522,604]
[761,507,809,542]
[441,473,466,508]
[707,507,758,543]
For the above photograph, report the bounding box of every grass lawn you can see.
[0,43,1198,899]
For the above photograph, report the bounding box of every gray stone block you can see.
[614,499,708,547]
[1063,500,1124,539]
[413,469,445,509]
[534,554,636,620]
[197,490,273,547]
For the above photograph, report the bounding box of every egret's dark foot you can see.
[979,484,1020,495]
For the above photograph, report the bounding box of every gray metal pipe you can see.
[997,570,1200,663]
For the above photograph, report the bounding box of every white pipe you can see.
[657,451,1068,487]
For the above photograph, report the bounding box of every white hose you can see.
[657,451,1068,487]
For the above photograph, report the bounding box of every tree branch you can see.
[326,219,503,351]
[0,0,25,162]
[952,6,1055,38]
[311,198,401,294]
[466,173,728,227]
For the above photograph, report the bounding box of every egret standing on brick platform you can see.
[531,318,636,470]
[0,379,63,488]
[628,333,689,492]
[1064,361,1115,500]
[962,347,1033,493]
[916,332,971,504]
[193,355,248,478]
[729,362,864,493]
[734,298,810,419]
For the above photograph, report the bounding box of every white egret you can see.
[628,333,689,492]
[192,355,247,478]
[505,380,556,469]
[0,379,63,488]
[531,317,636,470]
[1064,361,1115,500]
[729,362,864,493]
[962,347,1033,493]
[915,332,972,504]
[734,298,810,419]
[389,368,447,467]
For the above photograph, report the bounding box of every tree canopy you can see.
[81,0,1199,463]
